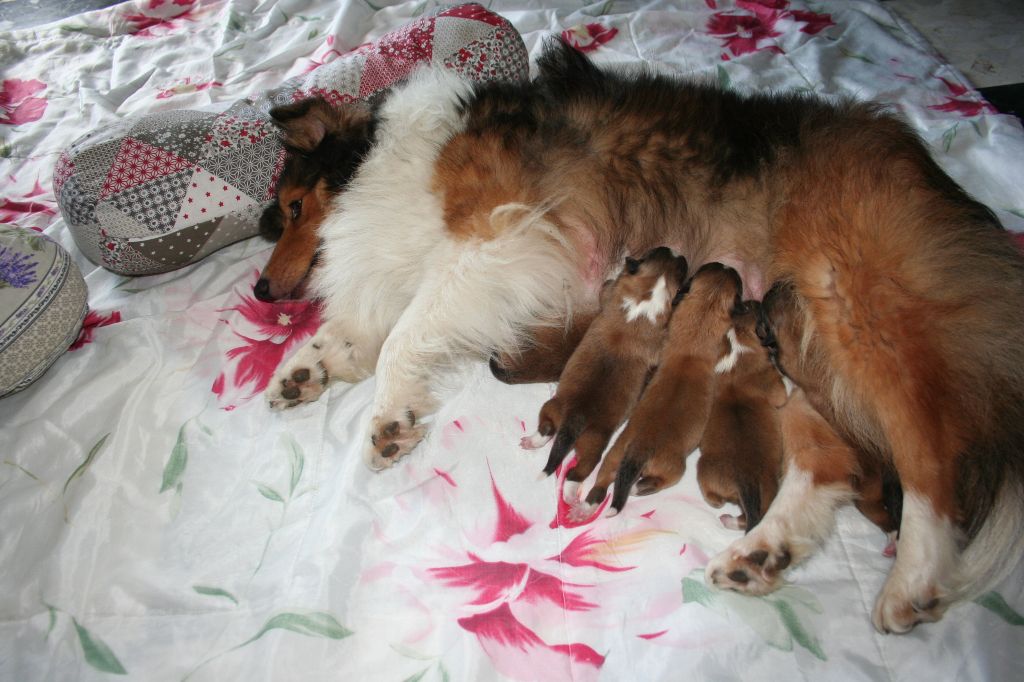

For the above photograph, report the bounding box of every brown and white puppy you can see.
[697,301,787,532]
[522,247,687,496]
[583,263,743,513]
[255,98,376,302]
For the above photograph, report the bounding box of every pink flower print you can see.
[561,23,619,53]
[458,604,605,682]
[928,76,997,117]
[490,472,533,542]
[70,310,122,351]
[707,11,783,60]
[304,36,344,74]
[0,180,58,229]
[430,554,595,611]
[789,9,835,35]
[124,1,197,38]
[0,79,47,125]
[548,529,635,573]
[212,273,321,409]
[147,0,194,8]
[737,0,789,20]
[426,470,617,678]
[155,78,223,100]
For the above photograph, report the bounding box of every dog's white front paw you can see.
[266,353,329,410]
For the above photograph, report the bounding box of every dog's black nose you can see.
[253,278,275,302]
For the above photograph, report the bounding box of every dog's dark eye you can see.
[625,257,640,275]
[289,199,302,221]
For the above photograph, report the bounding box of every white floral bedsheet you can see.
[2,1,1023,680]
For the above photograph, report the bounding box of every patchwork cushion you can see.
[0,226,88,399]
[56,3,529,276]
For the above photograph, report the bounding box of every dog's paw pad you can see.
[706,541,791,596]
[366,411,426,470]
[267,362,328,409]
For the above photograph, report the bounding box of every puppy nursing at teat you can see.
[585,263,743,514]
[521,247,687,503]
[697,300,787,532]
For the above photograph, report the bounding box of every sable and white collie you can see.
[264,39,1024,633]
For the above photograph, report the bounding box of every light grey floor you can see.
[886,0,1024,88]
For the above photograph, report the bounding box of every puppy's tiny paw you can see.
[267,362,328,410]
[706,537,792,596]
[365,409,426,471]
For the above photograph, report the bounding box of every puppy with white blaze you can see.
[267,39,1024,633]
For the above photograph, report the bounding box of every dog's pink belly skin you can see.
[715,253,766,301]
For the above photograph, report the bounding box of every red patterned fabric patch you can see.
[99,137,193,200]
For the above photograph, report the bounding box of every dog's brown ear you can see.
[270,99,372,153]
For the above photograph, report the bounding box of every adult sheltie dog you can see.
[264,39,1024,633]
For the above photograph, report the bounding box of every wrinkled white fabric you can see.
[1,1,1023,680]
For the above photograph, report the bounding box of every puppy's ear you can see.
[270,99,372,153]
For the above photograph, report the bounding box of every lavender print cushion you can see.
[0,226,88,398]
[55,3,529,276]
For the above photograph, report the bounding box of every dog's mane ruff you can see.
[309,66,475,347]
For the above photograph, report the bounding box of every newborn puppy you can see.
[697,301,788,531]
[522,247,688,496]
[586,262,743,513]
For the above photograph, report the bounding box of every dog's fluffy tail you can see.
[952,439,1024,602]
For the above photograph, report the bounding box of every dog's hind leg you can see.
[706,388,858,595]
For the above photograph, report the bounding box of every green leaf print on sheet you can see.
[974,591,1024,626]
[239,612,353,646]
[192,585,239,606]
[682,571,827,660]
[160,423,189,494]
[43,603,128,675]
[251,434,309,576]
[183,611,351,680]
[73,618,128,675]
[61,433,110,521]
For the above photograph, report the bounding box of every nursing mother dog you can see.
[262,39,1024,634]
